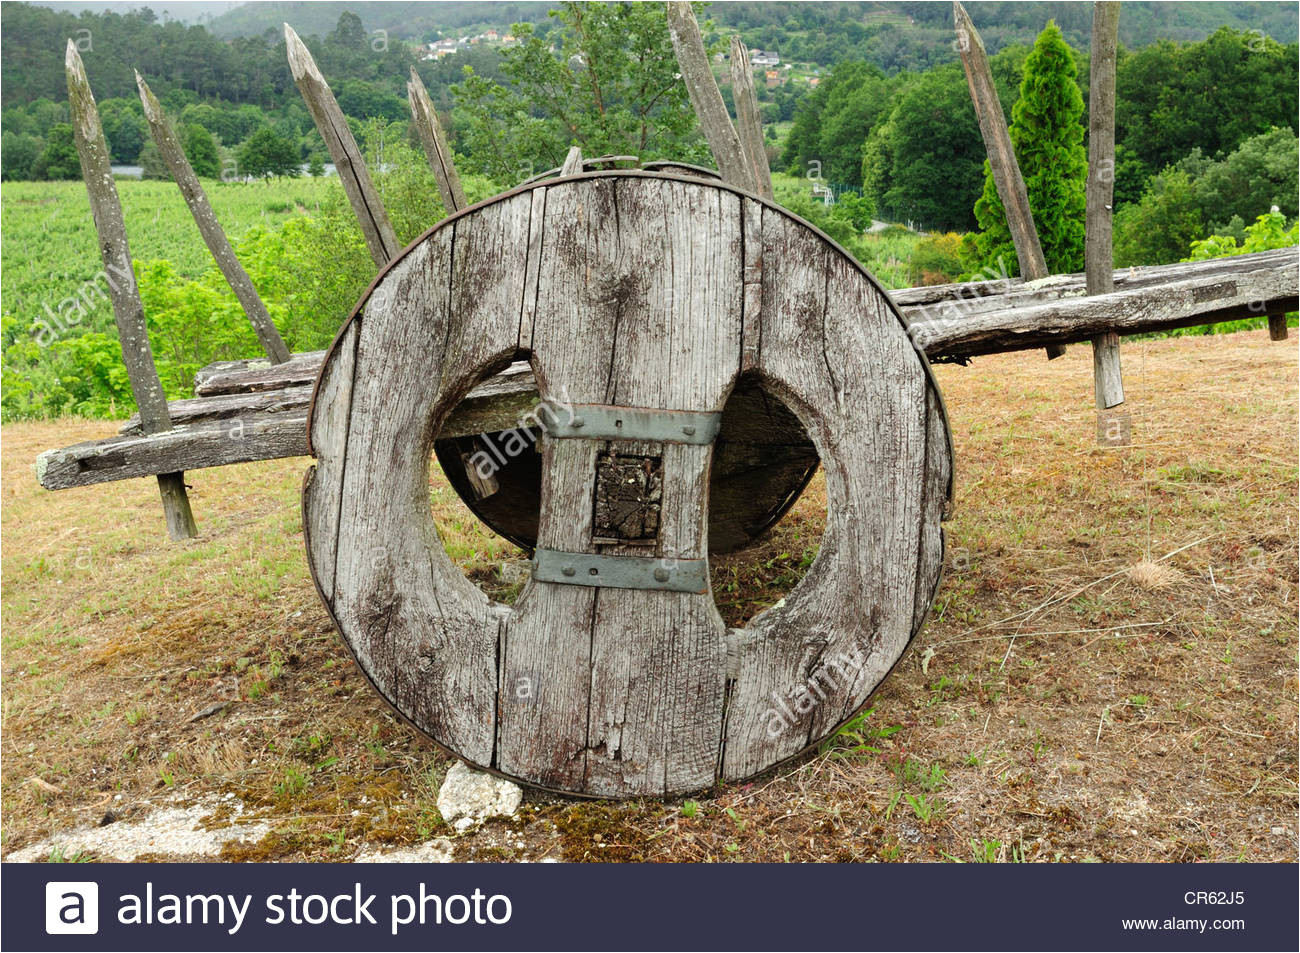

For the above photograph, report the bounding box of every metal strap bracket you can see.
[547,404,721,445]
[532,549,709,593]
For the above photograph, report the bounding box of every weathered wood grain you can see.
[136,72,290,365]
[38,410,309,489]
[666,1,756,193]
[912,261,1299,360]
[1086,2,1124,411]
[721,200,941,779]
[285,24,399,266]
[407,67,467,214]
[953,1,1063,360]
[300,172,946,796]
[66,41,196,539]
[559,146,584,176]
[729,37,774,200]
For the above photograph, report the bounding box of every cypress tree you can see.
[970,21,1087,275]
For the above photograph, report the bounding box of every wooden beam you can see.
[136,72,291,365]
[407,67,467,213]
[953,1,1064,360]
[65,41,197,539]
[285,23,399,266]
[912,258,1298,360]
[1087,2,1124,413]
[665,1,756,192]
[729,37,773,200]
[39,249,1296,493]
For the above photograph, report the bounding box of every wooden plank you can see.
[65,40,196,540]
[407,67,466,213]
[665,1,756,193]
[285,24,399,266]
[729,37,774,200]
[497,177,742,795]
[120,386,314,435]
[195,350,327,396]
[953,1,1064,360]
[136,72,290,365]
[1087,2,1124,412]
[721,202,942,779]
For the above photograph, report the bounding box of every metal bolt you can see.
[653,567,670,582]
[562,566,576,577]
[589,567,599,576]
[682,425,696,436]
[571,416,584,429]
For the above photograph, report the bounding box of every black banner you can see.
[4,861,1297,952]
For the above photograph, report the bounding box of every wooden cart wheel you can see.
[303,171,952,797]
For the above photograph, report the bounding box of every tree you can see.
[971,21,1087,275]
[1,130,42,180]
[182,123,221,178]
[451,2,705,182]
[138,141,169,179]
[1113,128,1299,266]
[30,122,80,180]
[236,127,301,180]
[781,61,893,187]
[1115,28,1300,205]
[862,64,988,230]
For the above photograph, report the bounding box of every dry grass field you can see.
[2,330,1296,863]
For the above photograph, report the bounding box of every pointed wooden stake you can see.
[136,72,290,364]
[666,1,757,193]
[560,145,584,176]
[954,1,1064,359]
[66,41,196,539]
[729,37,773,200]
[285,23,399,266]
[1086,3,1125,421]
[407,68,467,214]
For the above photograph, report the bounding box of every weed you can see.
[681,800,699,819]
[825,705,901,758]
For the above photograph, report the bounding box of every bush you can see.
[908,233,964,286]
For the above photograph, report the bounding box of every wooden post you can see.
[285,24,399,266]
[665,1,757,193]
[560,146,584,176]
[1267,313,1289,341]
[407,67,466,214]
[65,41,197,539]
[953,1,1064,359]
[729,37,773,200]
[1086,3,1125,423]
[136,72,291,365]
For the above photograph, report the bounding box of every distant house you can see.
[807,77,820,88]
[484,29,499,41]
[765,69,782,89]
[751,50,780,67]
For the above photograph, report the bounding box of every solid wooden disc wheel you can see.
[303,171,952,797]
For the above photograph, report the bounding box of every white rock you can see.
[355,838,454,863]
[437,761,522,833]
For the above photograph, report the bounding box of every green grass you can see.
[1,177,340,342]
